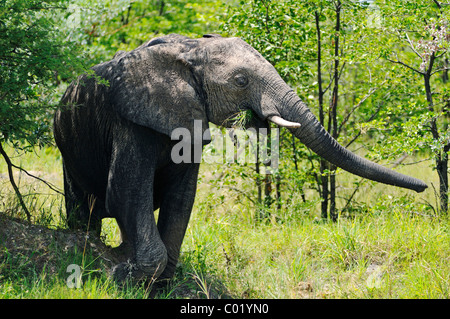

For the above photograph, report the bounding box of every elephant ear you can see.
[109,35,210,144]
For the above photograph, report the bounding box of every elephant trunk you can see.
[273,89,427,193]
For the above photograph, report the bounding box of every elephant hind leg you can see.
[63,164,103,235]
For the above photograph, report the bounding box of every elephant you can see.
[54,33,427,283]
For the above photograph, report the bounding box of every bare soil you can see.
[0,212,116,278]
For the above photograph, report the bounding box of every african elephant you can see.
[54,33,427,283]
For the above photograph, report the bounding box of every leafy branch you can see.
[385,56,425,75]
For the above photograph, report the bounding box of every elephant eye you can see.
[234,74,249,88]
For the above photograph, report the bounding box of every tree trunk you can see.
[424,55,448,214]
[263,128,273,212]
[328,1,341,221]
[255,129,274,221]
[256,132,262,220]
[315,11,330,219]
[436,154,449,213]
[443,58,449,117]
[316,2,341,221]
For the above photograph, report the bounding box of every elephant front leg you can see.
[106,134,168,283]
[155,162,200,281]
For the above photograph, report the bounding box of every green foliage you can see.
[0,0,87,148]
[366,1,449,158]
[224,0,315,85]
[64,0,226,63]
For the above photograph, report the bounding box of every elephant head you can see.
[108,33,427,193]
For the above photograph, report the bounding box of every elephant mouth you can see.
[220,108,266,130]
[223,102,301,130]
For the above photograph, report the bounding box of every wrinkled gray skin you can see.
[54,34,427,283]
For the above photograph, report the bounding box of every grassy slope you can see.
[0,145,448,298]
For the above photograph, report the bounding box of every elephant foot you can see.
[147,277,172,298]
[156,262,177,282]
[112,257,167,284]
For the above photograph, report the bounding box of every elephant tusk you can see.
[268,116,301,129]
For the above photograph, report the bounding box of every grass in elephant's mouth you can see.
[0,145,449,298]
[228,109,254,129]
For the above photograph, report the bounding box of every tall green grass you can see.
[182,203,449,298]
[0,145,448,298]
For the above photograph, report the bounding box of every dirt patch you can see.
[0,213,117,278]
